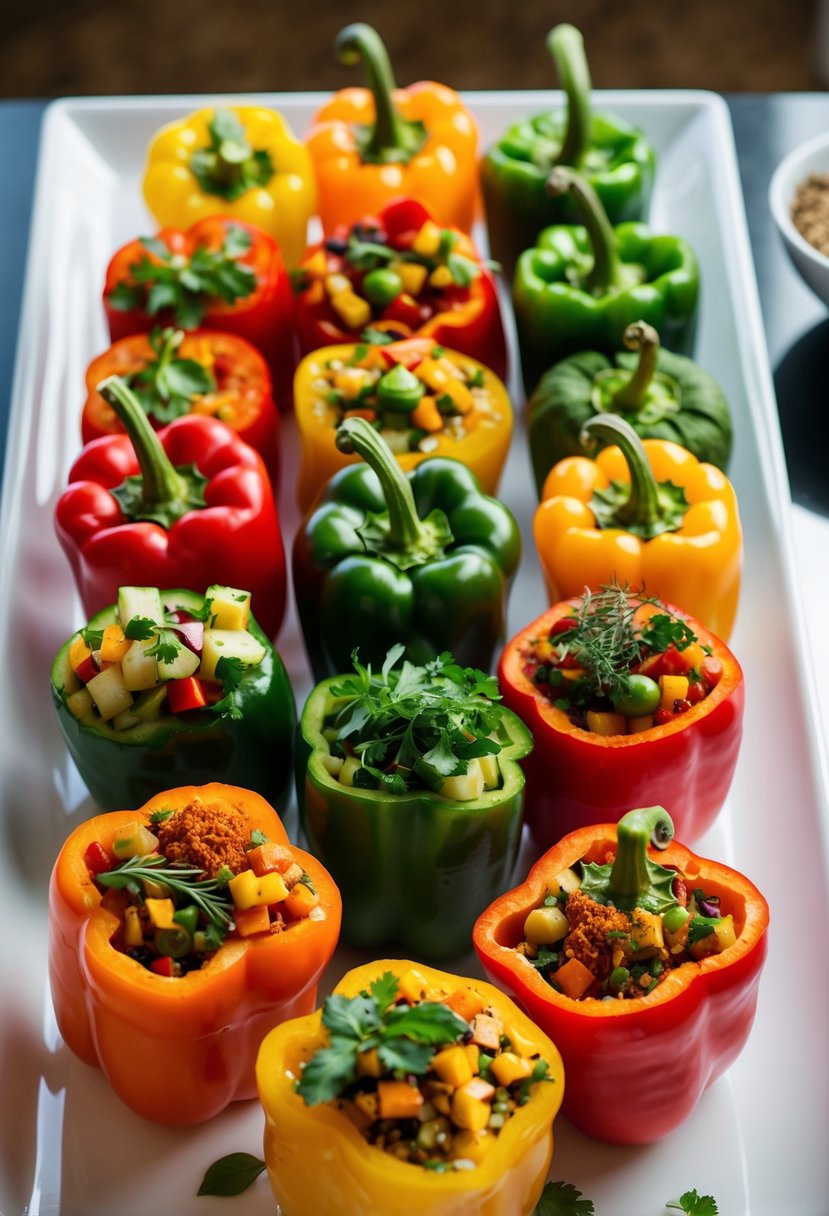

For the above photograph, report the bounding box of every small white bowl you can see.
[770,129,829,306]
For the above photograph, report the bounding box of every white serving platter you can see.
[1,91,828,1216]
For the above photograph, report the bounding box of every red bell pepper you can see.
[498,594,744,848]
[103,216,295,408]
[55,376,286,639]
[474,806,769,1144]
[293,198,507,378]
[81,329,281,482]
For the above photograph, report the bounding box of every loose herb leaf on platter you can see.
[532,1179,595,1216]
[666,1191,719,1216]
[197,1152,266,1197]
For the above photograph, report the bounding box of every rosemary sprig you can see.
[97,854,235,936]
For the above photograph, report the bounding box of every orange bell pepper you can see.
[534,414,742,639]
[306,24,479,234]
[48,783,341,1125]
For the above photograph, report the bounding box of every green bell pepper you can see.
[296,648,533,958]
[51,587,295,811]
[514,166,699,394]
[292,416,521,681]
[481,24,656,278]
[527,320,732,493]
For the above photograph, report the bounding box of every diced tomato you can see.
[550,617,578,636]
[660,646,689,675]
[74,654,100,684]
[150,956,175,977]
[167,677,208,714]
[702,656,723,688]
[686,681,706,704]
[84,841,112,876]
[381,293,423,329]
[653,708,673,726]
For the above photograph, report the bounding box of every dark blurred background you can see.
[1,0,822,96]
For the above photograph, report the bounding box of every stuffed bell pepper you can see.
[306,24,479,233]
[256,960,563,1216]
[293,416,520,679]
[81,328,281,482]
[535,413,742,640]
[498,583,743,846]
[103,216,296,404]
[527,321,733,493]
[49,783,341,1124]
[142,107,315,266]
[296,647,532,958]
[482,24,655,277]
[55,375,286,639]
[474,806,768,1143]
[293,198,507,378]
[51,584,295,811]
[294,340,513,512]
[514,167,699,393]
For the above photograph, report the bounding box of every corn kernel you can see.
[432,1045,473,1089]
[489,1052,533,1087]
[391,260,428,296]
[429,265,454,289]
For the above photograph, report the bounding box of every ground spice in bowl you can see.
[791,173,829,256]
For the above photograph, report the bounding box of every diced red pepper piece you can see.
[702,656,723,688]
[74,654,100,684]
[381,292,423,329]
[150,956,175,977]
[84,841,112,875]
[167,677,208,714]
[550,617,578,636]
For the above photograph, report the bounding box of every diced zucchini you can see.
[440,758,484,802]
[205,585,251,631]
[86,665,133,721]
[131,685,168,721]
[121,639,159,691]
[117,586,165,628]
[112,821,158,859]
[479,752,500,789]
[157,644,200,683]
[112,707,143,731]
[66,687,94,719]
[200,628,265,682]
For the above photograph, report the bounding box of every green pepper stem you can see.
[608,807,675,905]
[336,24,414,162]
[336,416,426,549]
[547,24,592,168]
[581,413,665,531]
[545,166,619,291]
[612,322,661,410]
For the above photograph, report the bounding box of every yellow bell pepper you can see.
[534,414,742,639]
[142,106,316,267]
[294,338,513,513]
[256,959,564,1216]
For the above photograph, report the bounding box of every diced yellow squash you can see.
[523,904,569,945]
[479,752,500,789]
[69,636,92,672]
[631,909,665,952]
[338,756,362,787]
[504,1023,538,1059]
[398,967,443,1004]
[123,905,144,947]
[659,674,689,709]
[432,1045,474,1089]
[391,259,428,296]
[121,639,159,692]
[415,356,451,393]
[451,1084,491,1132]
[86,664,133,722]
[444,987,487,1022]
[112,822,158,860]
[489,1051,533,1088]
[141,876,172,899]
[66,687,94,719]
[325,273,351,297]
[100,623,131,663]
[429,265,454,289]
[199,629,265,683]
[145,898,176,930]
[228,869,289,910]
[205,585,251,631]
[689,914,737,960]
[439,758,484,802]
[546,867,582,898]
[412,221,442,256]
[331,290,372,330]
[586,709,627,736]
[434,375,473,415]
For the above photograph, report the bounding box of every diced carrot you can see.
[283,881,320,919]
[444,987,487,1022]
[233,905,271,937]
[411,396,443,432]
[377,1080,424,1120]
[554,957,595,1000]
[69,636,92,673]
[470,1013,503,1051]
[100,623,131,663]
[248,843,296,877]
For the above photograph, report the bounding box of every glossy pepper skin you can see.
[294,198,507,378]
[482,25,655,278]
[498,595,743,847]
[142,107,315,267]
[297,682,531,957]
[256,959,564,1215]
[51,589,295,811]
[306,24,479,234]
[49,783,342,1125]
[527,321,733,494]
[293,416,521,680]
[81,330,281,482]
[514,167,699,394]
[103,217,296,407]
[55,377,286,639]
[294,338,513,513]
[473,813,768,1143]
[534,414,743,640]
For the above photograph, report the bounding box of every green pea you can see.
[662,905,690,934]
[362,268,403,307]
[376,364,425,414]
[611,674,661,717]
[609,966,630,990]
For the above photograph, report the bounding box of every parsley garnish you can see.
[123,616,182,665]
[247,828,268,849]
[532,1180,595,1215]
[666,1191,719,1215]
[148,808,174,825]
[296,972,468,1107]
[687,915,719,944]
[124,328,215,425]
[327,646,503,795]
[211,655,247,721]
[81,626,104,651]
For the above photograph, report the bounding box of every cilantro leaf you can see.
[381,1001,468,1045]
[124,616,157,641]
[533,1180,595,1215]
[369,971,399,1014]
[666,1191,718,1216]
[197,1152,266,1197]
[248,828,268,849]
[210,655,248,721]
[295,1035,359,1106]
[377,1037,434,1074]
[322,993,380,1041]
[640,612,697,655]
[148,807,173,825]
[145,628,182,665]
[687,915,719,945]
[81,626,104,650]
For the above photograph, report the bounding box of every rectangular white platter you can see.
[1,91,828,1216]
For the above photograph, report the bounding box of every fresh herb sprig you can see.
[533,1180,595,1215]
[97,854,234,939]
[125,328,215,425]
[666,1192,718,1215]
[107,222,256,330]
[296,971,468,1106]
[328,646,503,795]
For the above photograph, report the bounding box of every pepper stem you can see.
[335,416,427,549]
[545,166,619,291]
[608,807,675,907]
[335,24,427,165]
[547,24,592,168]
[611,322,661,410]
[98,375,208,527]
[580,413,665,532]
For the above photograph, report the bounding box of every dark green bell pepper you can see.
[514,166,699,394]
[296,650,532,958]
[292,416,521,681]
[51,588,295,811]
[527,320,732,493]
[481,24,656,278]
